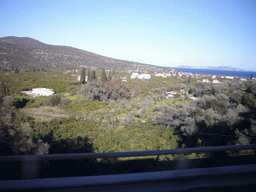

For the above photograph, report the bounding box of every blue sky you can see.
[1,0,256,70]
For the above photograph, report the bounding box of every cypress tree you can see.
[0,82,2,97]
[14,67,19,74]
[80,67,86,84]
[108,72,112,82]
[187,76,191,84]
[101,68,107,83]
[87,68,91,82]
[91,70,96,81]
[6,82,9,96]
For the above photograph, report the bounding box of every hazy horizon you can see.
[1,0,255,70]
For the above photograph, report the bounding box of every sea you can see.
[170,67,256,79]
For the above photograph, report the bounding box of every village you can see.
[20,68,249,101]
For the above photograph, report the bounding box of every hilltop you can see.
[0,36,166,72]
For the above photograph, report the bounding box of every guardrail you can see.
[1,144,256,191]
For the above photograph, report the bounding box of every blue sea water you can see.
[170,68,256,79]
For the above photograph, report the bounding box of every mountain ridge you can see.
[0,36,166,72]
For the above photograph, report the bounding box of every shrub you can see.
[61,98,71,105]
[45,95,61,107]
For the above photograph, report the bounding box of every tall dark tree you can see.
[87,68,91,82]
[0,82,3,97]
[250,75,253,80]
[80,67,86,84]
[187,76,191,84]
[90,70,96,81]
[101,68,107,83]
[14,67,19,74]
[0,81,9,97]
[108,72,112,82]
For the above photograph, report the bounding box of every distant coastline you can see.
[176,65,255,72]
[170,67,256,79]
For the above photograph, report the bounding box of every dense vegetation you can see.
[1,69,256,163]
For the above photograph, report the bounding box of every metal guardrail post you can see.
[21,155,40,179]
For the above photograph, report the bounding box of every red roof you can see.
[167,91,177,95]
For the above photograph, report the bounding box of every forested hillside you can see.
[0,36,165,72]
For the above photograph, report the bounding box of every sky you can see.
[1,0,256,70]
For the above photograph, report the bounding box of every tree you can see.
[108,72,112,82]
[87,68,91,82]
[187,76,191,84]
[90,70,96,81]
[80,67,86,84]
[0,81,9,97]
[14,67,19,74]
[242,93,256,109]
[101,68,107,83]
[0,112,49,155]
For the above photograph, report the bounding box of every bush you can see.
[45,95,61,107]
[78,80,131,101]
[1,96,16,107]
[61,98,71,105]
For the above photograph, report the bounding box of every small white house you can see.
[121,77,127,82]
[213,79,221,84]
[225,76,234,80]
[77,75,88,82]
[130,73,139,79]
[138,74,151,80]
[155,73,167,78]
[32,88,55,96]
[202,79,210,83]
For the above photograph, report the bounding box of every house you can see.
[130,73,139,79]
[166,91,177,98]
[138,74,151,80]
[212,75,216,79]
[189,96,198,100]
[121,77,127,82]
[77,75,88,82]
[155,73,167,78]
[202,79,210,83]
[32,88,55,96]
[225,76,234,80]
[213,79,220,84]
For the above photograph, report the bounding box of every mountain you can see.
[0,36,165,72]
[177,65,248,71]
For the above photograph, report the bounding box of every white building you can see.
[77,75,88,82]
[202,79,210,83]
[213,79,221,84]
[225,76,234,80]
[130,73,139,79]
[155,73,167,78]
[138,74,151,80]
[121,77,127,82]
[32,88,55,96]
